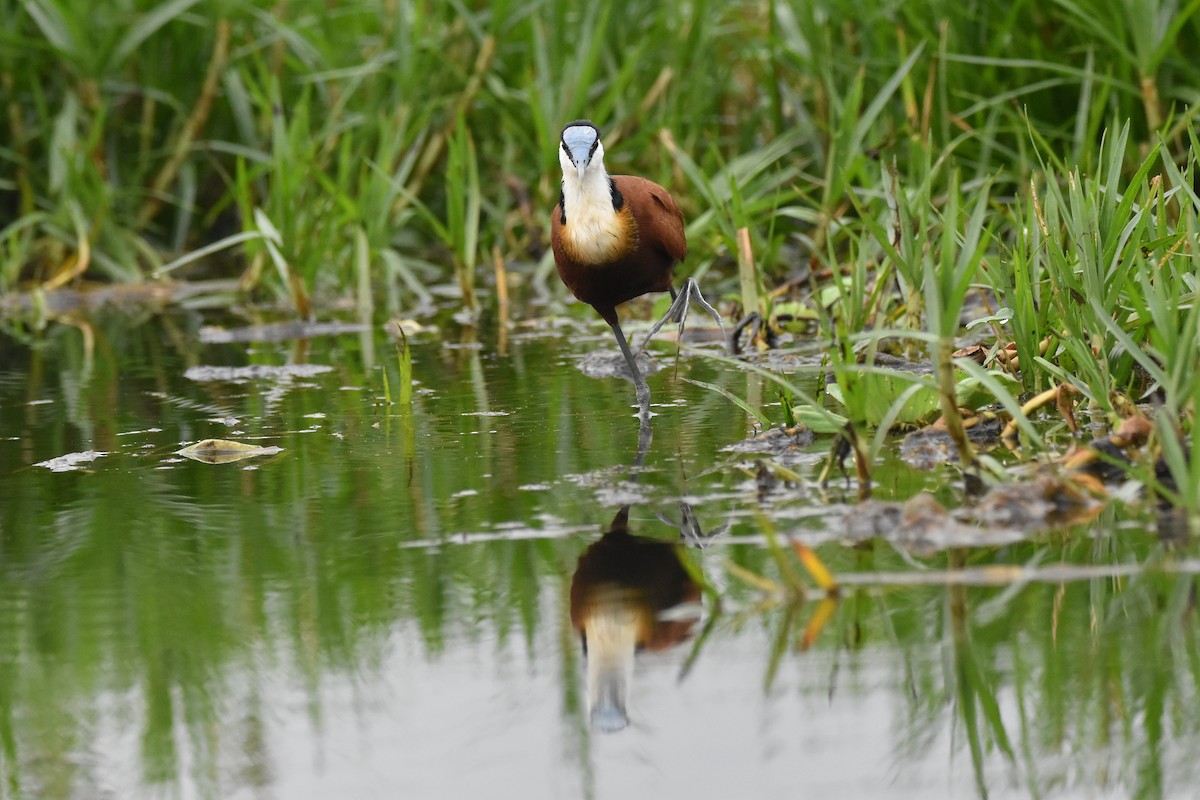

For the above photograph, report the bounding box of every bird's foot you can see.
[638,277,726,354]
[655,502,731,548]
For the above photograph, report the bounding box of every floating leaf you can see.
[176,439,283,464]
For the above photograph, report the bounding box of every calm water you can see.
[0,310,1197,799]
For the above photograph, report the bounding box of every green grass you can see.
[4,0,1197,296]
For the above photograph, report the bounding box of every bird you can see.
[570,506,702,732]
[550,120,724,414]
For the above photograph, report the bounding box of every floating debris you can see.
[839,472,1104,553]
[176,439,283,464]
[901,413,1006,469]
[184,364,333,383]
[198,320,370,344]
[969,475,1101,529]
[725,425,816,455]
[842,493,1025,553]
[34,450,107,472]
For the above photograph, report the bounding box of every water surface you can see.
[0,311,1195,799]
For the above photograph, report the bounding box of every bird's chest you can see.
[560,198,638,266]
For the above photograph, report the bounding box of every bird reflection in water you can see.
[569,505,705,733]
[566,371,719,731]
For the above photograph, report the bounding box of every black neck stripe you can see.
[609,179,624,211]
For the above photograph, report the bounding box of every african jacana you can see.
[551,120,723,413]
[570,506,702,732]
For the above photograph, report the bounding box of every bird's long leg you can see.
[633,412,652,470]
[607,319,652,417]
[638,277,726,353]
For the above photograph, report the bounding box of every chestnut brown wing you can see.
[613,176,687,264]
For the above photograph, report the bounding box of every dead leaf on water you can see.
[176,439,284,464]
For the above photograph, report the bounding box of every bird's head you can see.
[559,120,605,186]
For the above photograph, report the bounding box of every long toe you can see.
[639,285,695,352]
[684,278,725,336]
[639,278,725,353]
